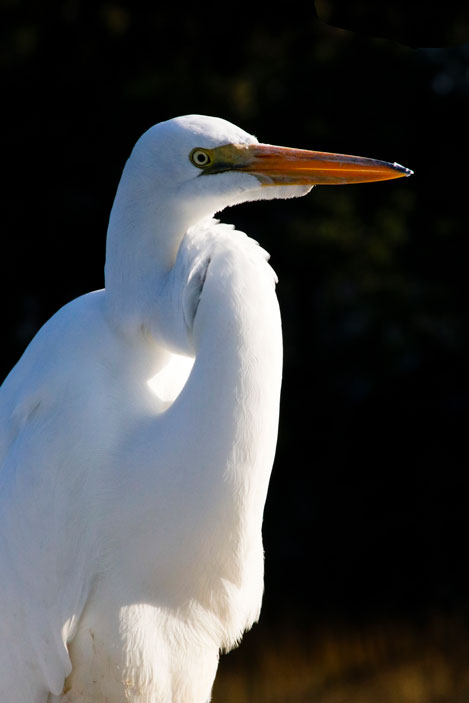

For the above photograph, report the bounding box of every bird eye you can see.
[190,149,212,168]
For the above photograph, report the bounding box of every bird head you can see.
[125,114,412,224]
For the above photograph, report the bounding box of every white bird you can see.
[0,115,411,702]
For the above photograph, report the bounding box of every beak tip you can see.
[394,162,414,177]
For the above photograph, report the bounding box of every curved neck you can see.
[104,165,196,332]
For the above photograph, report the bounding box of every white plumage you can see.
[0,115,410,702]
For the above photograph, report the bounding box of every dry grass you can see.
[213,613,469,702]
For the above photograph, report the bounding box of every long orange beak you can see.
[203,143,412,186]
[242,144,413,185]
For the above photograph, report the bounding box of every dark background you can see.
[2,0,468,656]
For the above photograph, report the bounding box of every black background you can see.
[2,0,468,632]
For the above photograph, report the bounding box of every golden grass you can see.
[213,613,469,702]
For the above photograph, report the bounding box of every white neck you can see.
[103,162,203,334]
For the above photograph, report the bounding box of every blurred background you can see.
[2,1,468,700]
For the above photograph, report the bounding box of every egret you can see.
[0,115,411,702]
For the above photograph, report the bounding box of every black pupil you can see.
[196,152,207,164]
